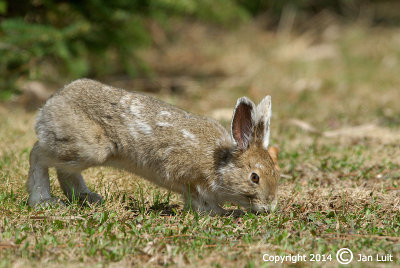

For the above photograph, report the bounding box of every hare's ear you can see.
[231,97,256,149]
[255,95,272,149]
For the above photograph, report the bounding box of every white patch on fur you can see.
[130,99,144,116]
[124,98,152,137]
[119,95,131,106]
[160,111,171,117]
[181,129,196,141]
[128,119,152,137]
[127,124,139,139]
[196,185,203,196]
[210,180,218,191]
[156,122,172,127]
[135,120,152,135]
[255,163,264,170]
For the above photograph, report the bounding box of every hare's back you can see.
[35,79,231,167]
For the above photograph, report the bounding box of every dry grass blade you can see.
[0,242,18,250]
[288,118,321,134]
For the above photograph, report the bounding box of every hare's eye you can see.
[250,172,259,184]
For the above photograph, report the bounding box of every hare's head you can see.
[216,96,279,213]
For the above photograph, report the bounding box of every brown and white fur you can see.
[27,79,279,215]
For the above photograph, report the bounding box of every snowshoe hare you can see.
[27,79,279,215]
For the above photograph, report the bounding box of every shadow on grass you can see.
[123,195,179,216]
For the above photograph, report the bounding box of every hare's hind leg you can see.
[56,169,103,205]
[27,142,62,207]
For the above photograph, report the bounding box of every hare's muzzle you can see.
[250,197,278,214]
[261,195,278,213]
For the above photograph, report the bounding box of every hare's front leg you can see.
[56,169,103,205]
[27,142,63,207]
[183,193,227,216]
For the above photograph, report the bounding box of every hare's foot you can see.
[29,197,66,208]
[56,169,103,205]
[224,209,245,217]
[75,192,103,205]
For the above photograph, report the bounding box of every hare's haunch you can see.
[27,79,279,215]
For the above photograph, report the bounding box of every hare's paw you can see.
[77,192,103,205]
[224,209,245,217]
[29,197,66,208]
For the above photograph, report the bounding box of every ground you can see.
[1,19,400,267]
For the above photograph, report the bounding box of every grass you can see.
[1,19,400,267]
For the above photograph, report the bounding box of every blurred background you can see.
[1,0,400,133]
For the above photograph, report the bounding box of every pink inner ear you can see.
[232,102,253,149]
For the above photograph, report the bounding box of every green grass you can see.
[1,21,400,267]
